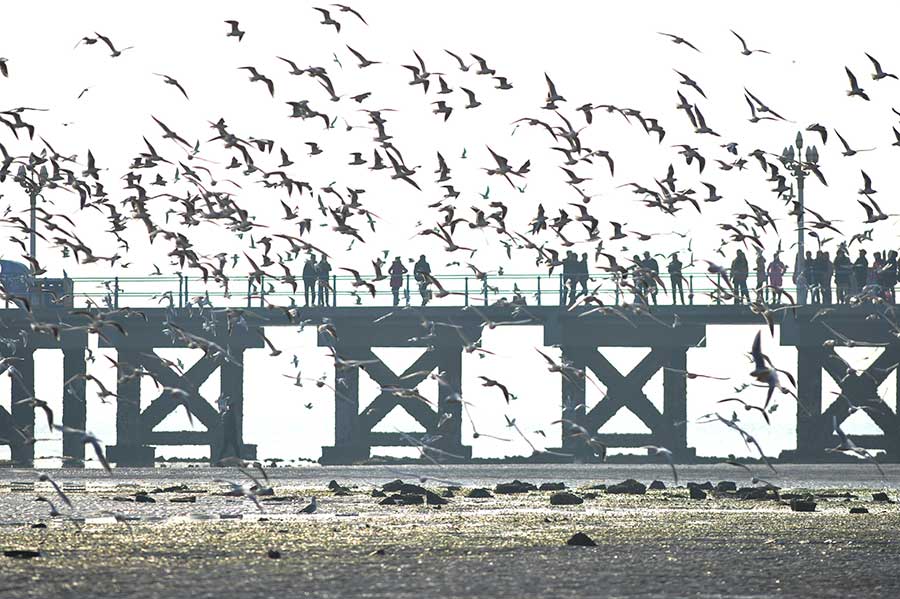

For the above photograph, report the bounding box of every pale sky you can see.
[1,1,899,465]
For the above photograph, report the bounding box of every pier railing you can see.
[1,271,802,310]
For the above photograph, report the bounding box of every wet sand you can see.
[1,465,899,598]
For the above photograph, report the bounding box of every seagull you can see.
[37,473,72,508]
[214,479,263,511]
[154,73,189,100]
[94,32,133,57]
[731,30,770,56]
[658,32,701,52]
[53,426,112,474]
[224,20,245,41]
[477,376,514,403]
[643,446,678,485]
[332,3,367,24]
[238,66,275,96]
[313,7,342,33]
[300,496,318,513]
[865,52,897,80]
[834,130,875,157]
[827,416,885,477]
[845,66,870,100]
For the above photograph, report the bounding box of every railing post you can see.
[406,274,411,304]
[483,275,488,305]
[715,274,721,305]
[558,273,563,306]
[113,277,119,308]
[178,274,183,309]
[183,275,189,307]
[259,275,265,307]
[247,278,252,308]
[332,274,337,307]
[536,275,541,307]
[689,274,694,306]
[464,277,469,307]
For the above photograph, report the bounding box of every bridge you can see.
[0,273,898,467]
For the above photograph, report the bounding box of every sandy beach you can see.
[1,465,899,598]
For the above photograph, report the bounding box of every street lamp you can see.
[779,131,822,305]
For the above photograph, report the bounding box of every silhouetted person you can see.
[853,249,868,295]
[818,251,833,305]
[389,256,407,306]
[316,255,332,307]
[873,252,885,295]
[577,253,589,298]
[562,250,577,305]
[833,247,852,304]
[302,254,317,307]
[792,251,807,303]
[767,254,787,305]
[631,253,646,303]
[731,249,750,304]
[642,251,659,305]
[885,250,898,303]
[667,253,685,305]
[806,250,819,304]
[414,255,431,305]
[755,251,767,303]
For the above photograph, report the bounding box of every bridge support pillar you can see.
[546,315,705,462]
[106,350,155,467]
[319,319,479,464]
[102,321,264,468]
[781,344,900,462]
[61,348,88,467]
[2,349,36,467]
[211,353,257,464]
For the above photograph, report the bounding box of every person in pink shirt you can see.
[767,254,787,304]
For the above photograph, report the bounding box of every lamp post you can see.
[779,132,821,305]
[13,162,42,276]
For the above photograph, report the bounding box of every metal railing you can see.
[1,271,810,310]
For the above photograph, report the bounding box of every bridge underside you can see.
[0,305,898,466]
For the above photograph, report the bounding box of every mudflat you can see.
[1,465,898,598]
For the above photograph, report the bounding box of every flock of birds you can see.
[1,3,899,506]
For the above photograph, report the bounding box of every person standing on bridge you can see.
[730,249,750,304]
[576,252,589,300]
[883,250,898,303]
[820,251,834,305]
[414,255,432,305]
[561,250,577,306]
[833,246,852,304]
[754,250,767,303]
[767,253,787,305]
[389,256,407,306]
[852,249,868,296]
[316,255,332,307]
[642,251,659,305]
[302,254,317,307]
[667,253,685,305]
